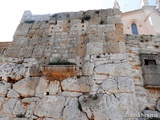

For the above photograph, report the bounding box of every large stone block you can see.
[82,61,94,75]
[95,62,131,76]
[101,77,135,93]
[103,42,125,54]
[34,96,65,119]
[13,77,40,97]
[86,42,103,55]
[18,46,34,57]
[61,77,93,93]
[0,63,26,81]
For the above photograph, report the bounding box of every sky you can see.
[0,0,156,42]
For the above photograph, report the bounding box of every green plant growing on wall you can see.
[48,58,76,65]
[95,10,100,14]
[24,20,35,24]
[82,15,91,21]
[16,114,25,118]
[52,13,58,18]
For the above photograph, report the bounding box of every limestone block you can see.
[82,61,94,75]
[3,98,18,115]
[62,91,82,97]
[63,98,88,120]
[49,81,61,95]
[0,81,11,96]
[35,77,48,97]
[14,118,28,120]
[7,89,20,98]
[12,99,26,115]
[5,47,21,57]
[133,86,148,111]
[103,42,125,53]
[95,62,131,76]
[22,97,40,103]
[28,29,38,38]
[19,46,34,57]
[86,42,103,55]
[0,97,5,108]
[98,24,115,33]
[14,28,29,36]
[107,16,121,24]
[79,93,138,120]
[156,99,160,112]
[34,96,65,119]
[12,37,29,47]
[32,45,45,57]
[0,63,26,81]
[77,42,86,56]
[0,117,13,120]
[61,77,93,93]
[25,102,36,118]
[29,65,42,77]
[13,77,40,97]
[29,37,39,46]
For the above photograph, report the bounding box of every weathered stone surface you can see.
[86,42,103,55]
[62,91,82,97]
[79,93,138,120]
[13,77,40,97]
[34,96,65,119]
[48,81,61,95]
[95,62,131,76]
[7,89,20,98]
[0,117,13,120]
[35,77,48,97]
[156,99,160,112]
[61,77,93,93]
[63,98,88,120]
[101,77,135,93]
[82,61,94,75]
[0,81,11,96]
[0,63,26,81]
[29,65,42,77]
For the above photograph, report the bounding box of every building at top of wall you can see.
[121,0,160,35]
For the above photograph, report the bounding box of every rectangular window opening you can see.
[144,59,156,65]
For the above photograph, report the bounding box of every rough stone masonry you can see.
[0,8,160,120]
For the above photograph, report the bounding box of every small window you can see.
[131,23,138,35]
[144,59,156,65]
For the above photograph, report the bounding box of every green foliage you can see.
[24,20,35,24]
[48,58,76,65]
[100,20,104,25]
[95,10,100,14]
[16,114,25,118]
[82,15,91,21]
[52,13,58,18]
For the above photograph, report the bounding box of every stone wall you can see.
[0,8,160,120]
[125,35,160,112]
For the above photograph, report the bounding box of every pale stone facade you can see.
[0,1,160,120]
[121,0,160,35]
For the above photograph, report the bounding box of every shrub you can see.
[48,58,76,65]
[95,10,100,14]
[24,20,35,24]
[82,15,91,21]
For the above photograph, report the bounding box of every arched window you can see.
[131,23,138,35]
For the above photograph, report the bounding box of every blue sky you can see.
[0,0,156,42]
